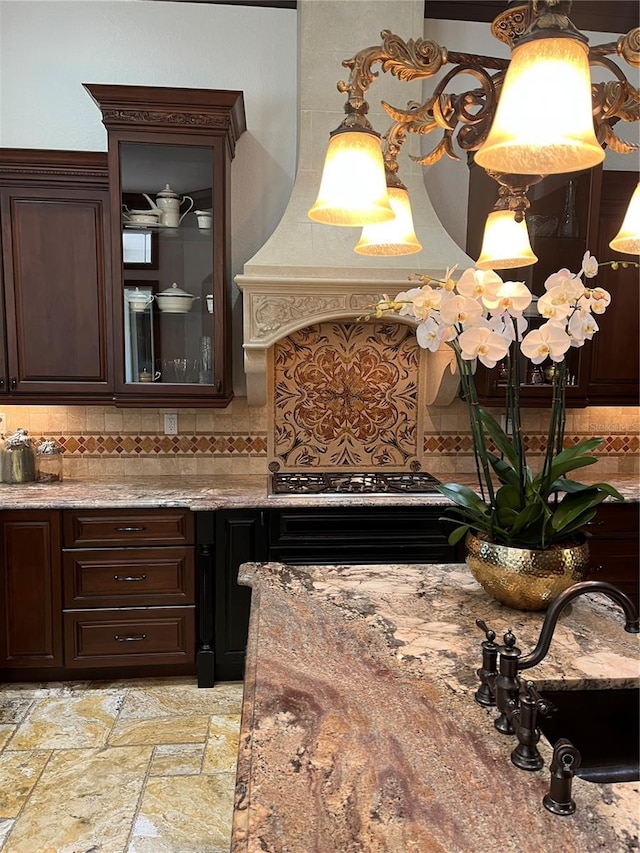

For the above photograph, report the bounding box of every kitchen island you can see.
[232,561,639,853]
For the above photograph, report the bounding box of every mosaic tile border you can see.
[48,434,268,457]
[31,432,639,458]
[424,433,640,456]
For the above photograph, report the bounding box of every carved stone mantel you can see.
[235,273,459,407]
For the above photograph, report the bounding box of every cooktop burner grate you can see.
[270,470,442,495]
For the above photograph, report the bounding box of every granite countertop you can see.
[0,474,638,510]
[232,561,639,853]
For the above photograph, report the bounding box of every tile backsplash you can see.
[2,392,637,482]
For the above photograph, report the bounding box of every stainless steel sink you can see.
[539,687,639,783]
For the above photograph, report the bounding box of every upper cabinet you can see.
[85,84,246,407]
[466,163,638,407]
[0,149,113,402]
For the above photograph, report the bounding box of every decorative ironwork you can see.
[329,2,639,211]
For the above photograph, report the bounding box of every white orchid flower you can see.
[440,324,459,343]
[568,309,599,346]
[458,326,511,368]
[521,322,571,364]
[488,311,528,342]
[581,251,599,278]
[537,276,585,319]
[416,316,442,351]
[456,268,503,304]
[440,294,484,327]
[491,280,533,316]
[543,267,575,291]
[411,285,443,320]
[393,287,424,317]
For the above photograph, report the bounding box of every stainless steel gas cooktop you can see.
[270,470,442,495]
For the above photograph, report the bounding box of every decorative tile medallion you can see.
[272,323,423,469]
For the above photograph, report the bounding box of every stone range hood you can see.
[235,0,473,406]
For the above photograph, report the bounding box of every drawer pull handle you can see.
[586,520,605,527]
[113,526,146,533]
[114,634,147,642]
[114,574,147,582]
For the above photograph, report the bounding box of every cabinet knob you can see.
[10,377,16,390]
[0,378,4,388]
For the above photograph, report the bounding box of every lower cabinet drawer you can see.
[63,547,195,608]
[63,607,195,667]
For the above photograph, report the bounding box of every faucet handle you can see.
[503,629,518,649]
[523,681,555,716]
[476,619,497,644]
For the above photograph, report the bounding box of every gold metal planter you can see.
[465,532,590,611]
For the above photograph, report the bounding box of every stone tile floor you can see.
[0,677,243,853]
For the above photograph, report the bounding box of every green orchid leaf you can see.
[446,523,472,546]
[495,484,522,510]
[509,502,545,534]
[589,483,624,501]
[548,479,625,501]
[478,409,520,468]
[436,483,490,515]
[550,508,598,539]
[545,455,598,483]
[551,489,608,532]
[487,453,519,487]
[553,438,604,461]
[548,478,595,494]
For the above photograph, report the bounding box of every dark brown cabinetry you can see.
[85,84,246,407]
[0,150,113,402]
[0,510,63,668]
[0,508,196,681]
[62,509,196,669]
[466,164,638,407]
[583,172,639,405]
[586,501,640,609]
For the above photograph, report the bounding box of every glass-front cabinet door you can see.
[85,84,246,406]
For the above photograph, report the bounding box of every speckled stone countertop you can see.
[0,474,638,509]
[232,561,639,853]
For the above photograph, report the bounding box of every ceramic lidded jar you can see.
[155,283,199,314]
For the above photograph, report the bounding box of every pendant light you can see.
[476,209,538,270]
[609,182,640,256]
[308,127,393,226]
[354,175,422,255]
[475,27,604,176]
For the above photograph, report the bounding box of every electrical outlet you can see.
[0,413,5,432]
[164,413,178,435]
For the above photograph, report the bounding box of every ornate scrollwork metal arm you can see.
[331,14,639,207]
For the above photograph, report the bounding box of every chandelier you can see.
[308,0,640,264]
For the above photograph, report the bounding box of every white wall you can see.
[0,0,297,393]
